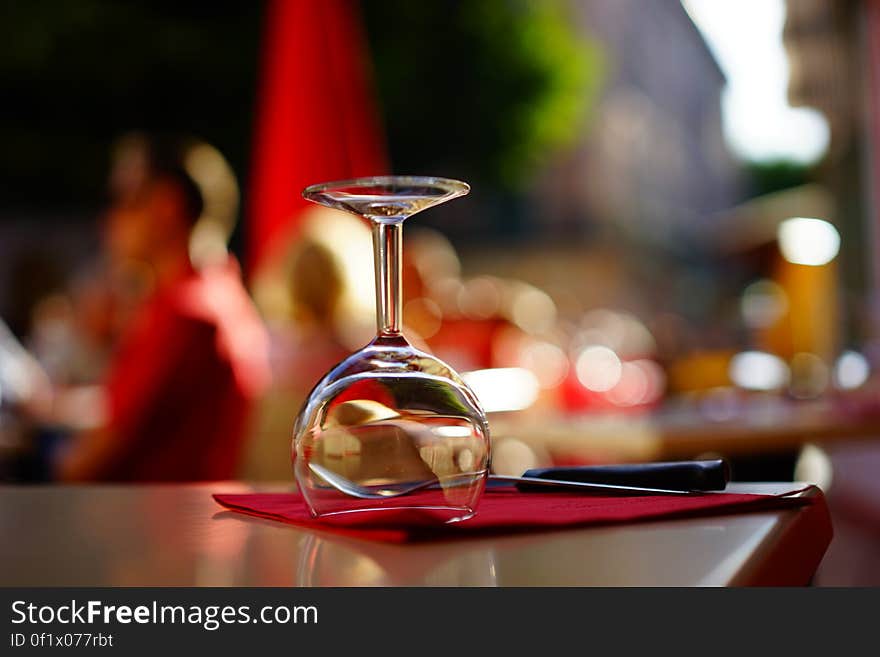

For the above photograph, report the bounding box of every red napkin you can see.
[213,486,816,544]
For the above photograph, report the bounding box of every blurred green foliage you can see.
[0,0,262,210]
[744,159,813,197]
[362,0,603,190]
[0,0,601,211]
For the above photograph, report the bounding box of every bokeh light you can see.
[834,350,870,390]
[777,217,840,266]
[788,352,830,399]
[507,283,557,335]
[519,341,569,389]
[741,279,788,329]
[729,351,789,391]
[575,345,622,392]
[462,367,540,413]
[491,438,538,476]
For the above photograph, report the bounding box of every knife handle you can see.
[519,459,729,492]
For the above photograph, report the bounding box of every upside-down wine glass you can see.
[293,176,490,522]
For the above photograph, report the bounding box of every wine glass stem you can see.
[372,221,403,336]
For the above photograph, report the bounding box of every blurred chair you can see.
[243,209,373,481]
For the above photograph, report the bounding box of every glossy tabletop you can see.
[0,482,831,586]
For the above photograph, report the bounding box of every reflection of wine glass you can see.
[295,533,499,586]
[293,177,490,523]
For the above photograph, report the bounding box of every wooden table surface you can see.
[0,482,831,587]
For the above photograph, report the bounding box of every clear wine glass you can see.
[293,176,490,523]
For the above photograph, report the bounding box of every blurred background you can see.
[1,0,879,583]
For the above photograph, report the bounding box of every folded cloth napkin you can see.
[213,485,817,544]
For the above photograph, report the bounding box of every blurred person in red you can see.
[54,135,270,481]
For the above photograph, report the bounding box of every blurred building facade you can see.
[784,0,880,585]
[785,0,870,321]
[535,0,743,246]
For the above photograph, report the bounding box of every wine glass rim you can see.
[302,175,470,198]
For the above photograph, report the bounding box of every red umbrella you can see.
[247,0,388,276]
